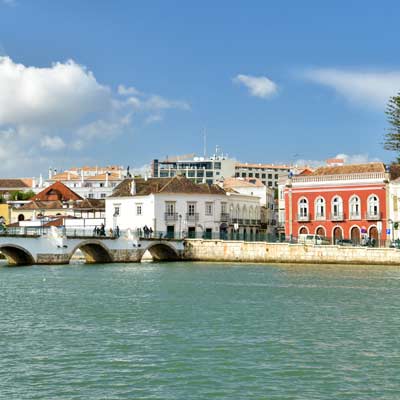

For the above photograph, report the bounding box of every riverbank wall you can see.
[183,239,400,265]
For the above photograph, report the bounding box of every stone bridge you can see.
[0,229,184,266]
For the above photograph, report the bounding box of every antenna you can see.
[203,128,207,158]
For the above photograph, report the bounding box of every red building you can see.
[284,162,389,244]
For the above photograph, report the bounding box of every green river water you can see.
[0,261,399,399]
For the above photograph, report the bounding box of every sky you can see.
[0,0,400,176]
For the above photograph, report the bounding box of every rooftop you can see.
[111,175,226,197]
[309,162,386,176]
[221,177,265,188]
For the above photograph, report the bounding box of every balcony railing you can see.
[186,213,199,222]
[297,213,310,222]
[349,213,361,220]
[220,213,230,222]
[366,212,382,220]
[164,212,179,221]
[315,213,326,221]
[330,212,344,221]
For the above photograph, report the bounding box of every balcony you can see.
[186,213,199,222]
[365,212,382,221]
[330,212,344,221]
[297,213,310,222]
[315,213,326,221]
[164,212,179,222]
[349,213,361,220]
[220,213,230,222]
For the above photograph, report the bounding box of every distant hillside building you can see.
[46,166,126,199]
[151,152,236,185]
[234,163,291,188]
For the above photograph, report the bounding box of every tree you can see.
[384,92,400,162]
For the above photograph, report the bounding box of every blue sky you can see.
[0,0,399,176]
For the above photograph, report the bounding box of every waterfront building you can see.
[106,175,262,238]
[10,181,105,225]
[46,166,126,199]
[283,162,389,244]
[234,163,291,188]
[219,177,276,236]
[151,152,236,185]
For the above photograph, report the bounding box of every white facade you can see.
[106,191,261,239]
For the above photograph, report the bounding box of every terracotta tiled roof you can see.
[17,200,64,210]
[31,181,82,201]
[235,163,290,170]
[111,176,226,197]
[50,172,81,181]
[310,162,386,176]
[85,173,122,181]
[222,177,265,188]
[0,179,30,189]
[73,199,105,210]
[298,168,314,176]
[69,165,123,172]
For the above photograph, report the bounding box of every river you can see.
[0,261,399,399]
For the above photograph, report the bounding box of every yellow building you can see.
[0,203,10,225]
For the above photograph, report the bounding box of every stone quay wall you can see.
[183,239,400,266]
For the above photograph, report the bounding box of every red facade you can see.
[284,180,388,243]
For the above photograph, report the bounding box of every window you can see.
[241,173,246,178]
[88,193,94,198]
[165,202,175,215]
[275,174,278,179]
[100,193,106,198]
[205,202,213,216]
[214,162,221,169]
[136,203,142,216]
[100,183,104,187]
[221,202,227,214]
[235,172,240,177]
[368,195,379,217]
[113,206,120,216]
[248,173,253,178]
[268,174,272,179]
[332,196,343,218]
[298,198,308,217]
[315,197,325,219]
[255,173,260,178]
[188,171,195,177]
[187,202,196,215]
[206,171,213,177]
[268,181,272,187]
[262,173,266,179]
[349,196,361,219]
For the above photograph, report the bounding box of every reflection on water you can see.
[0,261,400,399]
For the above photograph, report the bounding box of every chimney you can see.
[48,168,53,179]
[130,179,136,195]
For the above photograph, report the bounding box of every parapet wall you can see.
[183,239,400,265]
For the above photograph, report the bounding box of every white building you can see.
[219,177,276,236]
[106,176,262,239]
[151,150,236,185]
[46,166,126,199]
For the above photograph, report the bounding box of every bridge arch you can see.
[142,241,181,262]
[69,239,114,264]
[0,244,35,266]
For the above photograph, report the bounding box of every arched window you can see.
[349,196,361,219]
[367,195,379,218]
[331,196,343,220]
[298,198,309,221]
[315,197,325,219]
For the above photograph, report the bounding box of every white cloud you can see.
[233,74,278,98]
[117,84,140,96]
[40,135,66,151]
[303,68,400,109]
[0,56,190,175]
[293,153,380,168]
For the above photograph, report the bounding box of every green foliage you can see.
[384,92,400,161]
[9,190,35,201]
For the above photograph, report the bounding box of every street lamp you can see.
[178,214,182,239]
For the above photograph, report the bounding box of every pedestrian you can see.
[109,228,113,237]
[116,225,120,237]
[100,224,105,236]
[93,226,97,237]
[143,225,149,238]
[149,227,153,238]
